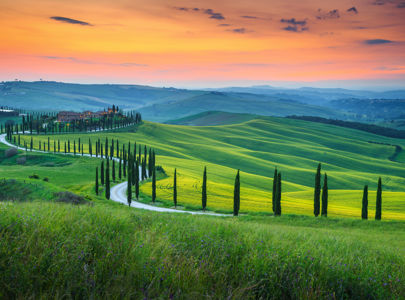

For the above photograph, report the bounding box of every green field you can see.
[2,117,405,298]
[0,181,404,299]
[15,116,405,219]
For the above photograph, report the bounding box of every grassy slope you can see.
[1,128,404,298]
[1,200,404,299]
[16,117,405,219]
[166,111,258,126]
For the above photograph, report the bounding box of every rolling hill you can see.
[17,116,405,219]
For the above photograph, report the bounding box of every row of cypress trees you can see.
[314,163,383,220]
[2,109,141,136]
[8,133,387,219]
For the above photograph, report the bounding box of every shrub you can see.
[29,174,40,179]
[5,148,17,158]
[156,165,166,175]
[55,191,87,205]
[16,156,27,165]
[43,177,49,182]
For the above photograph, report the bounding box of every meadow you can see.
[14,116,405,219]
[1,197,404,299]
[1,118,405,299]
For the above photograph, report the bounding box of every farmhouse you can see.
[57,107,117,122]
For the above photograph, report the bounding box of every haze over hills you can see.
[1,81,405,124]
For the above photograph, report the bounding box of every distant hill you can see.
[1,81,404,123]
[138,91,342,122]
[0,81,203,112]
[166,111,258,126]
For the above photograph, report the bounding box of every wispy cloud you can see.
[316,9,340,20]
[227,28,247,34]
[241,15,258,19]
[50,16,92,26]
[173,7,225,20]
[364,39,394,45]
[203,9,225,20]
[347,7,359,14]
[280,18,308,32]
[372,0,405,7]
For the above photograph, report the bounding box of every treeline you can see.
[287,115,405,139]
[1,108,142,135]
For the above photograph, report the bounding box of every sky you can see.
[0,0,404,90]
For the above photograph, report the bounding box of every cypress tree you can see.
[30,136,33,151]
[127,163,132,207]
[202,166,207,211]
[272,168,277,213]
[101,161,105,185]
[95,167,99,195]
[142,157,147,180]
[321,173,328,217]
[123,150,127,177]
[131,158,136,185]
[314,163,321,217]
[119,158,122,180]
[135,158,139,199]
[74,140,76,155]
[64,141,66,154]
[89,139,92,156]
[362,185,368,220]
[68,140,70,153]
[275,173,282,216]
[47,137,50,151]
[173,168,177,208]
[112,159,116,181]
[233,169,240,216]
[375,177,382,220]
[58,139,60,152]
[105,159,110,199]
[152,167,156,203]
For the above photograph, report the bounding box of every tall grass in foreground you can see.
[0,201,404,299]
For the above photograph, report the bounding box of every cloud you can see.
[50,16,92,26]
[203,9,225,20]
[373,66,404,71]
[372,0,405,6]
[281,18,307,26]
[241,15,258,19]
[218,23,231,26]
[316,9,340,20]
[280,18,308,32]
[364,39,394,45]
[173,7,189,11]
[227,28,247,33]
[347,7,359,14]
[173,7,225,20]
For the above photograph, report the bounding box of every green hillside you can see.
[166,111,258,126]
[17,117,405,219]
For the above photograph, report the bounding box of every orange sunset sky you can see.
[0,0,404,89]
